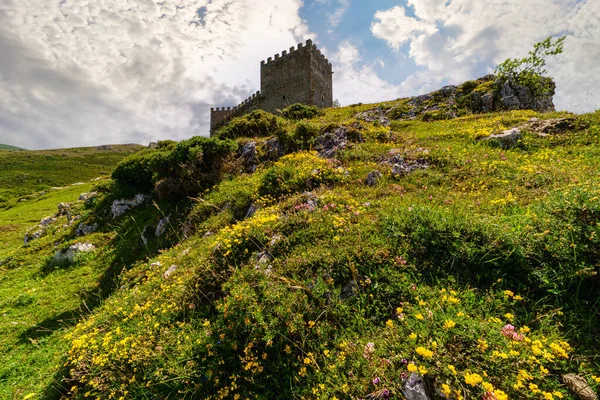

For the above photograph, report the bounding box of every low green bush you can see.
[112,137,237,196]
[281,103,320,120]
[258,151,347,198]
[216,110,286,140]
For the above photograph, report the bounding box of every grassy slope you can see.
[0,145,144,398]
[0,145,143,204]
[0,144,26,151]
[1,103,600,399]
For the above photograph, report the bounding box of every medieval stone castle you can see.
[210,39,333,135]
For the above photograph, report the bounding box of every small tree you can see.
[494,36,566,94]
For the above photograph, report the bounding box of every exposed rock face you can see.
[356,108,391,126]
[53,242,95,264]
[79,192,98,202]
[263,137,283,160]
[392,159,429,176]
[76,223,98,237]
[472,78,555,114]
[239,142,258,172]
[111,194,150,218]
[402,373,431,400]
[245,203,259,219]
[526,117,577,136]
[163,264,178,279]
[366,171,382,186]
[481,128,523,149]
[314,127,350,158]
[57,203,71,217]
[358,76,556,124]
[562,374,597,400]
[155,215,171,237]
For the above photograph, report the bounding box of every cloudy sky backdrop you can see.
[0,0,598,149]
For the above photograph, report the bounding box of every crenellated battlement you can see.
[210,91,262,131]
[210,39,333,136]
[260,39,332,73]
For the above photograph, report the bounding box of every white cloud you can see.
[315,0,351,28]
[371,5,435,49]
[371,0,600,112]
[329,0,351,27]
[0,0,312,149]
[331,41,403,105]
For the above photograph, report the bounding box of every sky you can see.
[0,0,599,150]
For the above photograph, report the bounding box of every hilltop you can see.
[0,144,143,208]
[1,81,599,399]
[0,144,26,151]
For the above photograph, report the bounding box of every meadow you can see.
[0,98,599,399]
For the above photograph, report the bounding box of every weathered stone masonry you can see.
[210,39,333,135]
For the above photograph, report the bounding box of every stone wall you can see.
[260,39,333,113]
[210,91,263,132]
[210,39,333,136]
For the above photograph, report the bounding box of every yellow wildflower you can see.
[441,384,452,397]
[443,319,456,329]
[416,346,434,358]
[464,372,483,386]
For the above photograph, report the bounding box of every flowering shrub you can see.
[258,151,347,198]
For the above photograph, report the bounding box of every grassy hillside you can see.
[1,95,599,399]
[0,144,143,207]
[0,144,26,151]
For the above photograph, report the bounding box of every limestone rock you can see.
[314,127,349,158]
[245,203,259,219]
[366,171,382,186]
[563,374,597,400]
[76,223,98,237]
[79,192,98,202]
[155,215,171,237]
[392,159,429,176]
[111,194,150,218]
[264,137,283,160]
[24,216,57,244]
[402,373,431,400]
[163,264,178,279]
[497,79,555,112]
[57,203,71,217]
[239,141,258,172]
[526,117,577,136]
[355,108,391,126]
[53,242,95,264]
[482,128,523,149]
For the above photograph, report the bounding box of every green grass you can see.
[0,144,26,151]
[0,145,143,206]
[1,100,599,399]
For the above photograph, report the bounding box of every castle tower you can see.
[260,39,333,113]
[210,39,333,135]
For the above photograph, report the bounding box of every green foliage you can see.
[3,91,600,399]
[0,145,141,206]
[111,148,170,191]
[112,137,237,196]
[281,103,320,120]
[258,151,346,198]
[0,144,26,151]
[216,110,286,139]
[495,36,566,94]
